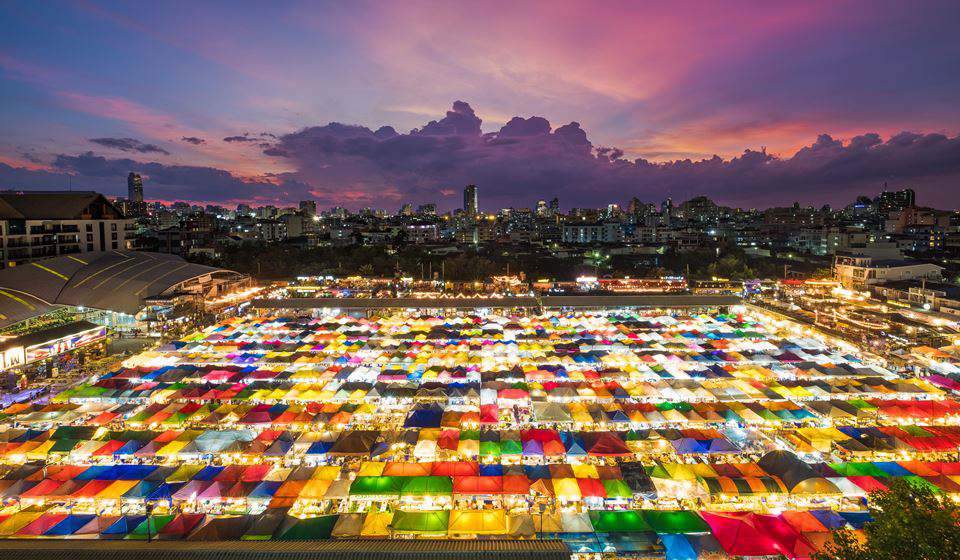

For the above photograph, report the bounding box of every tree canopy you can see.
[815,478,960,560]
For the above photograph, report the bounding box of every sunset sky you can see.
[1,0,959,210]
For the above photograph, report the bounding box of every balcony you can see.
[28,224,80,235]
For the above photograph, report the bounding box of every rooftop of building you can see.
[0,251,243,329]
[0,191,126,221]
[882,279,960,299]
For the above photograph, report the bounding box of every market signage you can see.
[0,346,25,371]
[24,326,107,363]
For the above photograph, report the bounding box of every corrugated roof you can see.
[0,287,57,327]
[0,251,241,328]
[56,251,228,313]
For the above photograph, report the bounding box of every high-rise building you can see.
[299,200,317,216]
[876,187,916,214]
[127,172,145,217]
[127,172,143,204]
[536,200,549,217]
[463,184,479,215]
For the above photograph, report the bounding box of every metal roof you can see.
[0,539,570,560]
[0,287,58,327]
[0,251,240,328]
[0,191,124,220]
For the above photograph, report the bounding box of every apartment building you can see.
[0,191,133,268]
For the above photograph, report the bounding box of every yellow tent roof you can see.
[156,440,189,457]
[296,479,333,500]
[311,466,342,481]
[97,480,139,500]
[571,464,599,479]
[0,511,45,536]
[357,461,386,477]
[552,478,581,500]
[448,509,507,535]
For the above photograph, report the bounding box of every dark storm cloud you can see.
[88,137,170,155]
[224,132,279,143]
[181,136,206,145]
[19,152,43,164]
[47,151,308,203]
[264,102,960,209]
[3,102,959,208]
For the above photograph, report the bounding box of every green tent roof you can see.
[349,476,403,495]
[588,510,652,533]
[643,510,709,534]
[391,510,449,534]
[829,462,889,477]
[400,476,453,496]
[500,440,523,455]
[601,479,634,499]
[276,515,338,540]
[49,438,80,453]
[479,441,501,457]
[126,515,174,539]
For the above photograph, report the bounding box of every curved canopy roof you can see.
[0,251,241,328]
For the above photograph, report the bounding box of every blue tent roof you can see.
[525,464,551,480]
[404,407,443,428]
[479,464,504,476]
[114,440,146,455]
[660,534,697,560]
[193,465,225,481]
[809,509,847,531]
[839,511,873,529]
[44,514,97,536]
[306,441,335,455]
[871,461,913,477]
[102,515,146,536]
[122,480,162,499]
[74,465,113,480]
[250,481,282,499]
[147,482,182,501]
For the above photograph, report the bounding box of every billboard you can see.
[24,326,106,363]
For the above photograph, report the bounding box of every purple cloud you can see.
[264,102,960,209]
[2,102,959,209]
[224,132,278,143]
[48,151,308,203]
[88,137,170,155]
[181,136,206,145]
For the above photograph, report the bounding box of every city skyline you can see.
[2,1,960,210]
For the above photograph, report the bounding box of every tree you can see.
[814,478,960,560]
[706,254,756,280]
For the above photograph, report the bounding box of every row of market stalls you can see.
[0,506,873,558]
[1,308,959,559]
[7,395,956,430]
[3,454,960,507]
